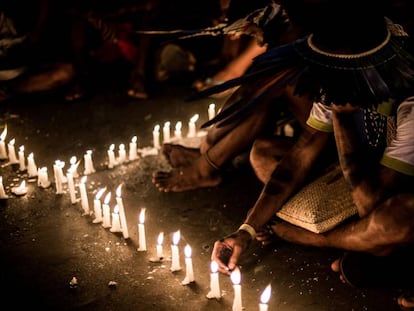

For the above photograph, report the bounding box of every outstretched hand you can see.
[211,230,252,275]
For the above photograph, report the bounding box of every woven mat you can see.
[276,164,357,233]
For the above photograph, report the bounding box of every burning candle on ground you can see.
[259,284,272,311]
[110,205,123,233]
[187,114,199,138]
[69,156,80,178]
[174,121,182,139]
[206,260,221,299]
[153,124,160,149]
[137,208,147,251]
[0,126,8,160]
[7,138,18,164]
[163,121,171,143]
[66,168,77,204]
[129,136,138,161]
[37,167,51,188]
[79,176,90,216]
[53,160,65,194]
[107,144,117,168]
[231,267,242,311]
[118,143,127,164]
[27,153,38,177]
[115,184,129,239]
[0,176,8,199]
[170,230,181,272]
[181,244,195,285]
[83,150,96,175]
[102,192,112,228]
[18,145,25,171]
[11,180,27,196]
[93,187,106,223]
[156,232,164,259]
[208,103,216,120]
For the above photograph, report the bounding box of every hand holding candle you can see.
[181,244,195,285]
[231,267,242,311]
[170,230,181,271]
[137,208,147,251]
[259,284,272,311]
[206,260,221,299]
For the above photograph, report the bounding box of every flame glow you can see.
[139,208,146,224]
[184,244,192,258]
[210,261,218,273]
[131,136,137,143]
[190,114,199,123]
[260,284,272,304]
[116,184,122,197]
[157,232,164,245]
[230,267,241,285]
[104,192,111,204]
[172,230,180,245]
[0,125,7,141]
[95,187,106,200]
[113,205,119,214]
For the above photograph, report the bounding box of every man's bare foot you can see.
[152,160,222,192]
[331,258,347,284]
[162,144,200,168]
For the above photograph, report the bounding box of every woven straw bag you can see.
[276,164,357,233]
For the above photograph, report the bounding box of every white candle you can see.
[153,124,160,149]
[53,160,64,194]
[18,145,25,171]
[107,144,117,168]
[163,121,171,143]
[170,230,181,271]
[181,244,195,285]
[66,169,77,204]
[208,103,216,120]
[231,267,242,311]
[174,121,182,139]
[0,176,8,199]
[69,156,80,178]
[259,284,272,311]
[110,205,123,233]
[7,138,18,164]
[115,184,129,239]
[0,126,7,160]
[27,153,38,177]
[83,150,96,175]
[37,167,51,188]
[156,232,164,259]
[187,114,199,138]
[137,208,147,251]
[79,176,90,216]
[129,136,138,161]
[102,192,112,228]
[118,143,127,164]
[206,261,221,299]
[11,180,27,196]
[92,187,106,223]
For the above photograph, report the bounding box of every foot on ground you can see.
[162,143,200,168]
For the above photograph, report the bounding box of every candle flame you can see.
[39,167,47,173]
[95,187,106,200]
[230,267,241,285]
[209,103,215,110]
[113,204,119,214]
[184,244,192,258]
[104,192,111,204]
[260,284,272,304]
[190,114,199,123]
[86,150,92,155]
[70,156,77,165]
[157,232,164,245]
[154,124,160,132]
[28,152,34,159]
[80,175,87,184]
[116,184,122,197]
[172,230,180,245]
[9,138,15,145]
[139,208,146,224]
[0,176,3,184]
[0,125,7,141]
[163,121,170,128]
[131,136,137,143]
[175,121,182,131]
[19,145,24,152]
[210,260,218,273]
[119,143,125,151]
[19,180,26,189]
[109,144,115,151]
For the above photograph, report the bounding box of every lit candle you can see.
[110,205,123,233]
[107,144,117,168]
[174,121,182,139]
[79,176,90,216]
[163,121,171,143]
[231,267,242,311]
[206,261,221,299]
[92,187,106,223]
[129,136,138,161]
[187,114,199,138]
[0,176,8,199]
[0,125,8,160]
[69,156,80,178]
[259,284,272,311]
[27,153,38,177]
[115,184,129,239]
[37,167,51,188]
[66,168,77,204]
[181,244,195,285]
[7,138,18,164]
[156,232,164,259]
[18,145,25,171]
[83,150,96,175]
[11,180,27,196]
[170,230,181,272]
[153,124,160,149]
[208,103,216,120]
[102,192,112,228]
[137,208,147,251]
[53,160,65,194]
[118,143,127,164]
